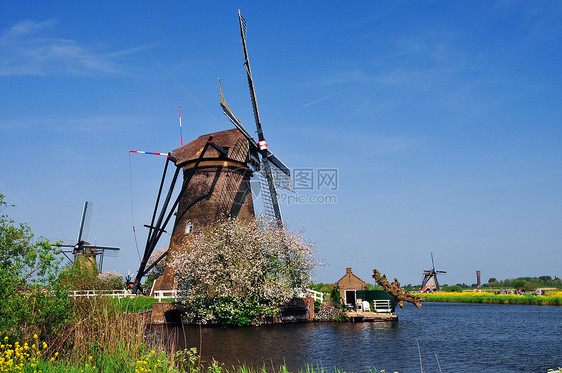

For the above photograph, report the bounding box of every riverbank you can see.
[2,336,395,373]
[423,290,562,305]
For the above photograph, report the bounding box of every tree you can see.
[513,279,526,289]
[171,217,317,325]
[0,194,71,339]
[99,271,124,290]
[0,194,62,285]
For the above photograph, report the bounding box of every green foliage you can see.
[403,284,418,291]
[442,285,464,293]
[59,255,101,290]
[0,194,71,340]
[329,285,342,309]
[364,283,380,290]
[485,276,562,289]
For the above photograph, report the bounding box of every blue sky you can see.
[1,1,561,286]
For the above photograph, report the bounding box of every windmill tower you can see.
[420,253,446,292]
[132,10,292,294]
[56,201,120,273]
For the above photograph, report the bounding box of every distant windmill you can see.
[421,253,446,292]
[56,201,120,272]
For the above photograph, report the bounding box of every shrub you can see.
[172,217,318,325]
[0,194,71,340]
[442,285,463,293]
[99,271,124,290]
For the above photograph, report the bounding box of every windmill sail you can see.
[237,9,288,227]
[219,79,254,141]
[220,79,292,191]
[77,201,93,243]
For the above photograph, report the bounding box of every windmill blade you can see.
[100,248,119,258]
[77,201,93,243]
[268,159,293,192]
[236,10,290,226]
[238,9,265,143]
[219,79,255,141]
[263,149,291,178]
[221,81,292,188]
[261,158,283,227]
[82,245,120,251]
[431,252,436,271]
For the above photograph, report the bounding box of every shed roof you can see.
[336,267,366,286]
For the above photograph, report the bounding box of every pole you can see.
[179,106,183,147]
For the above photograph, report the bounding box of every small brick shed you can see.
[336,267,366,306]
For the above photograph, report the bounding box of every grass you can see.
[1,336,393,373]
[108,296,174,313]
[423,290,562,305]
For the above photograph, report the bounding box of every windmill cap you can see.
[172,128,248,168]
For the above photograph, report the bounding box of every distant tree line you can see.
[311,275,561,294]
[485,276,561,290]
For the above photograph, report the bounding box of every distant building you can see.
[336,267,366,306]
[476,270,481,288]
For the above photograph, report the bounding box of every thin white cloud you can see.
[0,19,147,76]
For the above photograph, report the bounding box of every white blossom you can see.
[171,217,317,325]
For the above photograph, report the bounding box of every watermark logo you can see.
[292,168,339,191]
[224,167,339,207]
[279,167,338,205]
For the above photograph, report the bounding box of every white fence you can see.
[152,289,323,302]
[373,300,392,313]
[153,290,179,302]
[68,288,325,303]
[306,289,324,302]
[68,289,136,300]
[294,289,324,302]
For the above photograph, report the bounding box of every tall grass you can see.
[53,297,150,370]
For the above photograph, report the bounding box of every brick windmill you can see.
[132,10,292,294]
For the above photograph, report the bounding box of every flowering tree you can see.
[98,271,124,290]
[171,217,317,325]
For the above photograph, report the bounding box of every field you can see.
[423,290,562,305]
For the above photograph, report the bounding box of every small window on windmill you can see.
[185,221,193,235]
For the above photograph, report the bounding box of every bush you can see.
[442,285,464,293]
[99,271,124,290]
[329,285,342,309]
[0,193,71,340]
[59,255,101,290]
[173,217,318,325]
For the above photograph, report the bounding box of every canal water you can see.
[161,303,561,372]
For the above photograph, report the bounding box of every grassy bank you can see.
[109,296,174,313]
[1,337,394,373]
[423,290,562,305]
